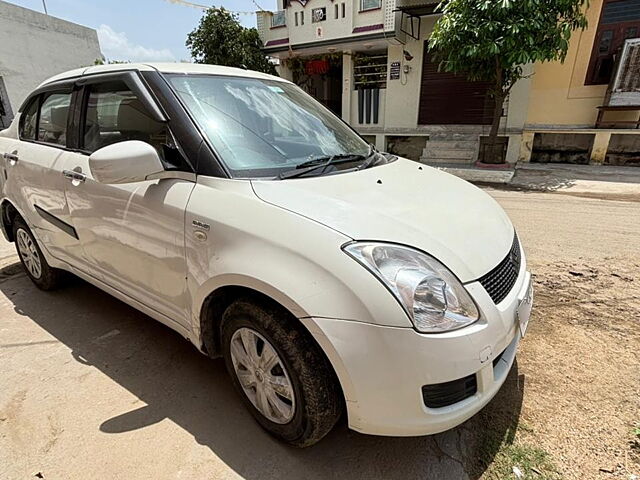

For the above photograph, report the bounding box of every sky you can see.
[5,0,278,62]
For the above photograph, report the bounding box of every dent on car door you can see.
[4,91,82,263]
[63,80,195,327]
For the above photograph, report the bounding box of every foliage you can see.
[93,59,130,65]
[283,53,343,88]
[186,7,277,75]
[429,0,588,162]
[353,52,387,89]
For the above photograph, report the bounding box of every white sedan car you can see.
[0,63,533,447]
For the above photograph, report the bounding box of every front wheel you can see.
[221,298,342,447]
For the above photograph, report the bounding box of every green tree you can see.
[429,0,588,163]
[186,7,277,75]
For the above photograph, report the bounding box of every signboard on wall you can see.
[390,61,401,80]
[312,7,326,22]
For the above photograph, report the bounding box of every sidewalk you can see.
[508,163,640,202]
[439,163,640,202]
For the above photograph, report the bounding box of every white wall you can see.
[0,0,101,117]
[383,17,436,129]
[259,0,394,50]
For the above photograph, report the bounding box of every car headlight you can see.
[343,242,480,333]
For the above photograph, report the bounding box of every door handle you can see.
[3,151,18,164]
[63,170,86,183]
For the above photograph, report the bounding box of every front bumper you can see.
[302,262,532,437]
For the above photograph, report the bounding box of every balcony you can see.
[394,0,440,42]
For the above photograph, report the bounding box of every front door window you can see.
[82,82,167,155]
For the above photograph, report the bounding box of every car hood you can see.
[251,159,514,283]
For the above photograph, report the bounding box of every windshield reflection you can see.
[168,74,369,178]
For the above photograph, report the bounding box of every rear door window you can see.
[38,93,71,147]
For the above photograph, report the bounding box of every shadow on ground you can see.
[0,263,525,479]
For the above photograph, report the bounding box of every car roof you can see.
[38,62,289,88]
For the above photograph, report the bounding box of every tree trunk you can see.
[482,60,507,165]
[483,91,506,164]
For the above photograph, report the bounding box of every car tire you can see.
[13,217,66,290]
[221,297,343,447]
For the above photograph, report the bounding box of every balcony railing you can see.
[271,11,286,28]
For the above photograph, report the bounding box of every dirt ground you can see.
[1,189,639,480]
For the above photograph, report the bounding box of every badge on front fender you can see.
[516,272,534,337]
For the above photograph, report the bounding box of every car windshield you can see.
[167,74,371,178]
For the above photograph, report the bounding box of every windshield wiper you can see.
[357,144,382,170]
[278,153,367,180]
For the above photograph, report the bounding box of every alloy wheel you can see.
[16,228,42,279]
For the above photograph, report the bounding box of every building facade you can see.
[257,0,640,167]
[0,0,102,129]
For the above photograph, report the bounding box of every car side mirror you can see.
[88,140,164,184]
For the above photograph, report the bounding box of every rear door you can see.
[2,87,83,264]
[62,74,195,326]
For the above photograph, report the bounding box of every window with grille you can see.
[353,52,388,89]
[586,0,640,85]
[610,38,640,103]
[271,11,286,28]
[360,0,382,11]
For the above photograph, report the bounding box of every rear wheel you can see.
[221,298,342,447]
[13,217,66,290]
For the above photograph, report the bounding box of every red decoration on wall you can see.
[305,59,330,75]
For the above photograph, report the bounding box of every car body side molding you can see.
[34,205,78,240]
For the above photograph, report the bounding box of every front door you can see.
[418,45,493,125]
[63,80,195,326]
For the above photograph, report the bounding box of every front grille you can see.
[422,374,478,409]
[479,233,521,304]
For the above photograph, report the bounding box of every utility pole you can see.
[42,0,48,14]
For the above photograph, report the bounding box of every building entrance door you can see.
[294,57,343,117]
[418,44,493,125]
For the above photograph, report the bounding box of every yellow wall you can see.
[527,0,622,128]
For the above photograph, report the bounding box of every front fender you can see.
[186,177,412,339]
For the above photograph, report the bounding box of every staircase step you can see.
[425,140,478,150]
[428,133,480,141]
[420,157,475,165]
[422,148,476,160]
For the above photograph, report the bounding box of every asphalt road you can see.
[1,190,639,480]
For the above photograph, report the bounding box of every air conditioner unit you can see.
[608,38,640,107]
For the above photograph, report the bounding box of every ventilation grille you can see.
[422,374,478,409]
[479,233,521,305]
